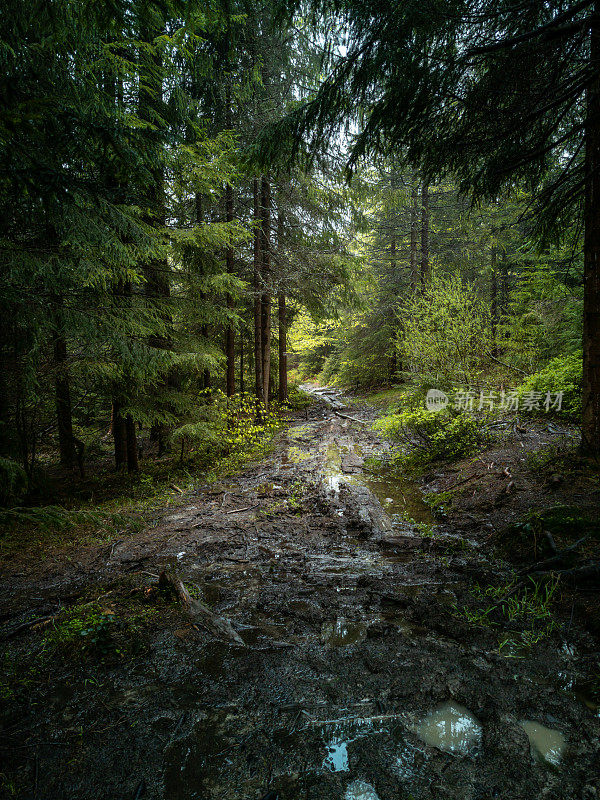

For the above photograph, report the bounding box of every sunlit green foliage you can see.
[400,274,492,385]
[373,406,488,469]
[515,353,582,420]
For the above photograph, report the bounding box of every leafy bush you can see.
[285,386,313,410]
[43,602,117,657]
[400,274,492,384]
[172,390,283,468]
[516,352,581,419]
[373,406,488,468]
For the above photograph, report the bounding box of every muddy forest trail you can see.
[1,388,599,800]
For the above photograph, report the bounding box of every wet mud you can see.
[0,386,599,799]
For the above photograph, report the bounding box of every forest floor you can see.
[1,388,600,800]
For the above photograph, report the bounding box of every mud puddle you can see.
[409,702,482,756]
[520,720,566,767]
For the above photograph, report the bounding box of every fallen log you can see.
[519,536,588,575]
[528,562,600,589]
[1,615,56,641]
[159,569,245,646]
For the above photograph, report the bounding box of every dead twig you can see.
[226,504,259,515]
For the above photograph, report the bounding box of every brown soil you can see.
[0,391,599,800]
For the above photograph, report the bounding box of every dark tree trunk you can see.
[501,251,510,318]
[420,182,429,288]
[582,1,600,454]
[260,176,271,408]
[278,293,288,402]
[224,83,235,397]
[410,176,419,289]
[138,8,171,455]
[225,291,235,397]
[53,318,75,468]
[239,334,244,395]
[195,192,212,392]
[125,413,139,472]
[253,177,263,401]
[112,399,127,470]
[491,247,498,357]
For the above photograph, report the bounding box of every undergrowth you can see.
[373,406,490,472]
[0,389,304,559]
[452,575,561,656]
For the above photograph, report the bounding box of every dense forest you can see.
[1,0,598,492]
[1,2,600,799]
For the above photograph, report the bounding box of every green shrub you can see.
[516,352,581,420]
[43,602,118,657]
[373,406,488,468]
[172,390,283,465]
[284,386,313,410]
[0,458,28,506]
[400,274,492,384]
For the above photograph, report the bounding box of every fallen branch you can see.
[486,353,528,375]
[528,561,600,588]
[1,615,55,641]
[519,536,589,575]
[334,411,368,425]
[226,504,259,515]
[159,569,245,646]
[449,472,486,489]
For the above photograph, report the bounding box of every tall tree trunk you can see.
[491,246,498,357]
[225,83,235,397]
[125,414,139,472]
[239,334,244,395]
[112,399,127,470]
[195,193,212,391]
[389,225,398,378]
[501,251,510,318]
[138,7,171,455]
[253,177,263,401]
[410,175,419,289]
[53,312,75,468]
[420,182,429,289]
[260,176,271,408]
[278,293,288,402]
[582,1,600,454]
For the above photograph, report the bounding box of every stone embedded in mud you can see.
[410,701,482,756]
[519,720,566,767]
[344,779,381,800]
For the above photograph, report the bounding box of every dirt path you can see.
[1,390,599,799]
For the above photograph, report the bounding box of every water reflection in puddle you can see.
[344,780,380,800]
[411,702,482,755]
[394,738,430,782]
[362,476,434,526]
[320,717,397,773]
[556,672,600,715]
[519,721,566,767]
[321,618,367,647]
